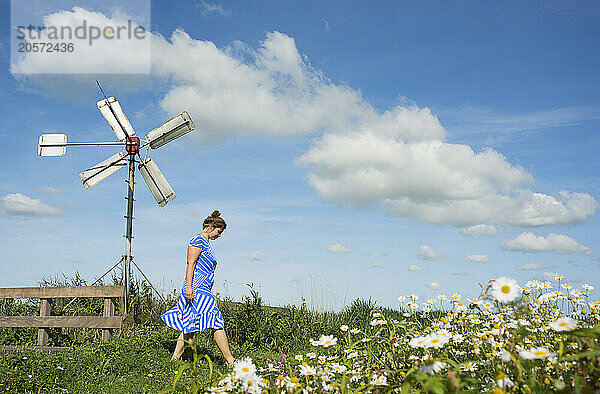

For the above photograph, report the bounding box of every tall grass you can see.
[0,272,399,392]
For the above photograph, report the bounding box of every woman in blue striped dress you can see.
[161,210,235,366]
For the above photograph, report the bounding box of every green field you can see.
[1,273,599,393]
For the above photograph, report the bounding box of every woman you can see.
[161,210,235,366]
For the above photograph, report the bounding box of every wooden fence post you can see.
[37,299,51,346]
[102,297,115,341]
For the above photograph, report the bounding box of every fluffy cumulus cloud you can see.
[501,232,593,255]
[299,133,597,226]
[12,7,598,228]
[425,281,442,290]
[325,243,351,253]
[463,254,489,263]
[152,30,369,139]
[460,224,505,236]
[417,245,445,261]
[408,264,423,271]
[11,7,150,74]
[1,193,64,217]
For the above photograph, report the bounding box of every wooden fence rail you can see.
[0,286,124,348]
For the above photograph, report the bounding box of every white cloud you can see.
[408,264,422,271]
[37,186,64,195]
[12,9,598,228]
[198,1,231,17]
[325,243,350,253]
[425,281,442,290]
[11,7,150,74]
[417,245,444,261]
[248,251,263,261]
[153,30,370,140]
[463,254,489,263]
[517,263,547,271]
[460,224,505,236]
[501,232,593,255]
[1,193,64,217]
[298,131,596,227]
[372,261,383,268]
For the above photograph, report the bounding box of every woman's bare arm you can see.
[185,245,202,299]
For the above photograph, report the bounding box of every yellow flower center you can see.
[242,367,250,373]
[501,285,511,294]
[533,351,547,356]
[558,322,568,327]
[431,339,439,343]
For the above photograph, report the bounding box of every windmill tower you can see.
[37,84,195,313]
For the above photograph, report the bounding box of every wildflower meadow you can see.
[195,274,600,393]
[2,273,600,393]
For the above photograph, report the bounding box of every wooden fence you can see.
[0,286,124,351]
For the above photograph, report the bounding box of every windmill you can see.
[37,83,195,313]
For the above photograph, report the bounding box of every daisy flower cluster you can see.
[208,358,268,393]
[195,274,599,392]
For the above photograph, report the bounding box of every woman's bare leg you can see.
[171,332,194,361]
[213,329,234,366]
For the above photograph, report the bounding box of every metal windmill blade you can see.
[138,158,176,207]
[78,151,128,189]
[96,97,136,141]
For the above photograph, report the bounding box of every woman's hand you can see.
[184,284,193,300]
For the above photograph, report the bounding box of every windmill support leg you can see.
[131,259,166,303]
[61,256,124,312]
[124,155,136,314]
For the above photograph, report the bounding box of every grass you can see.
[5,273,597,393]
[0,272,386,393]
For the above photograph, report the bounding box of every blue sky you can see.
[1,1,599,311]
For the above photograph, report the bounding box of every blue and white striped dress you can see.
[161,234,225,333]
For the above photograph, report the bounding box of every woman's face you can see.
[207,226,224,240]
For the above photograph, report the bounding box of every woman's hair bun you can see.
[203,210,226,230]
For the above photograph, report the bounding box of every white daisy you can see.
[424,334,449,349]
[299,364,317,376]
[370,372,388,386]
[549,317,577,332]
[519,347,556,360]
[492,277,521,303]
[496,372,515,389]
[409,336,428,348]
[233,357,256,378]
[419,359,446,376]
[318,334,338,347]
